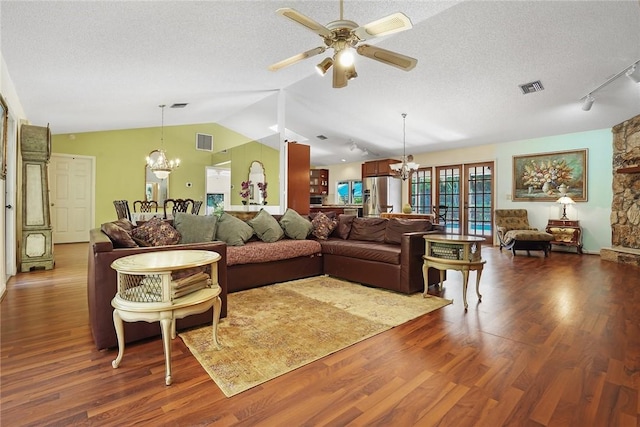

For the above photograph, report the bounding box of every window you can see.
[336,180,362,204]
[409,169,432,214]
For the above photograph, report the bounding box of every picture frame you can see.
[0,94,8,180]
[512,149,588,201]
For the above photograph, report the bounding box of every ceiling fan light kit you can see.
[269,1,418,88]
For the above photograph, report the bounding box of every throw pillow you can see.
[247,209,284,243]
[101,222,138,248]
[311,212,337,240]
[113,218,135,232]
[279,208,313,240]
[334,214,356,239]
[348,217,387,242]
[384,218,432,244]
[131,217,181,246]
[173,212,217,244]
[215,212,255,246]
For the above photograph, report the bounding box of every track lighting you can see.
[361,148,369,156]
[580,59,640,111]
[626,65,640,83]
[582,94,595,111]
[315,57,333,76]
[349,141,358,151]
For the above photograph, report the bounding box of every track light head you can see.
[626,64,640,83]
[582,94,595,111]
[349,140,358,151]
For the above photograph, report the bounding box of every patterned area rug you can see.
[180,275,452,397]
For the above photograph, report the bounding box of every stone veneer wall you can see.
[601,113,640,267]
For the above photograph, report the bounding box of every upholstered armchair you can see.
[494,209,553,256]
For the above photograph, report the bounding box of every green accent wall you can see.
[52,123,278,227]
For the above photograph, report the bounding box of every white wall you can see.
[1,53,28,298]
[327,128,613,254]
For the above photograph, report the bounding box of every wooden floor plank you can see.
[2,242,640,425]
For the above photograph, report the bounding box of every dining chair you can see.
[113,200,131,221]
[191,200,203,215]
[133,200,159,213]
[163,198,194,219]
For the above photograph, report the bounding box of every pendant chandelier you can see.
[390,113,420,180]
[146,105,179,180]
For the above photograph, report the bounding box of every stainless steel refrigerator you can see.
[362,176,402,217]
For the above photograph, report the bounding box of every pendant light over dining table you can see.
[146,104,180,180]
[390,113,420,180]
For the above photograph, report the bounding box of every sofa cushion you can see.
[348,217,387,242]
[227,239,322,266]
[173,212,217,244]
[216,212,255,246]
[247,209,285,243]
[113,218,135,233]
[384,218,433,244]
[101,222,138,248]
[279,208,313,240]
[311,212,337,240]
[131,217,181,246]
[320,239,400,264]
[334,214,356,239]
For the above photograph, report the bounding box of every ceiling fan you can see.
[268,0,418,88]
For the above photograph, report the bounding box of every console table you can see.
[545,219,583,254]
[422,235,486,311]
[111,250,222,385]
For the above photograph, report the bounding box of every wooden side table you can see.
[422,235,486,311]
[545,219,583,254]
[110,250,222,385]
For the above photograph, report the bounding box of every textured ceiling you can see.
[2,1,640,165]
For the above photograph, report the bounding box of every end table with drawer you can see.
[545,219,583,254]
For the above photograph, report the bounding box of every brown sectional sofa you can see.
[88,212,444,350]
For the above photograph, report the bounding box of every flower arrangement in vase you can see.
[239,180,251,205]
[257,182,268,205]
[521,159,573,194]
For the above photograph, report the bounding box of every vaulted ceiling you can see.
[2,1,640,165]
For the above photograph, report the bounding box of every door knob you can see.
[5,204,12,209]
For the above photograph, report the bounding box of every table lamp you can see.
[557,195,575,220]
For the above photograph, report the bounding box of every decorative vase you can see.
[402,203,412,214]
[542,182,550,193]
[558,183,568,195]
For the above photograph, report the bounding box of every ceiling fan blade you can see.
[268,46,326,71]
[352,12,413,41]
[276,8,333,38]
[356,44,417,71]
[333,62,348,89]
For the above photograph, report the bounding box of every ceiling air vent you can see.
[171,103,188,108]
[316,135,328,140]
[196,133,213,151]
[519,80,544,94]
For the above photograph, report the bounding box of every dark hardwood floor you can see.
[2,243,639,426]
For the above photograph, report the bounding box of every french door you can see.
[435,161,494,239]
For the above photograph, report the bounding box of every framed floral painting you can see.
[512,149,587,201]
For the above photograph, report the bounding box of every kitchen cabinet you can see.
[310,169,329,195]
[362,159,396,177]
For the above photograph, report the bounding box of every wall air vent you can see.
[196,133,213,151]
[171,103,188,108]
[316,135,328,140]
[519,80,544,94]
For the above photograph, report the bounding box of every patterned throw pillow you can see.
[311,212,337,240]
[131,217,181,246]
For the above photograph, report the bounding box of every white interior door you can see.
[50,154,95,243]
